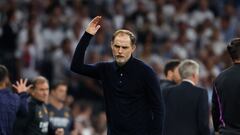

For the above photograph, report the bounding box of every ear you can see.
[132,44,136,52]
[192,73,199,84]
[4,76,9,83]
[111,42,114,49]
[30,90,35,96]
[167,70,173,78]
[192,73,197,79]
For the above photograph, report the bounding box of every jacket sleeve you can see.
[212,82,221,132]
[17,92,29,116]
[144,68,164,135]
[197,89,210,135]
[70,32,102,80]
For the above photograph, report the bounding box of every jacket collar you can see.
[182,79,195,86]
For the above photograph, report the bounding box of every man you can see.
[0,9,19,81]
[20,76,63,135]
[47,81,73,135]
[160,60,181,89]
[0,65,31,135]
[212,38,240,135]
[163,60,210,135]
[70,16,164,135]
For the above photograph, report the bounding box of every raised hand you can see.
[12,78,32,93]
[86,16,102,35]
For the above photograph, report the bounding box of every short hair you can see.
[111,29,136,45]
[227,38,240,61]
[178,60,199,79]
[32,76,49,90]
[51,81,67,91]
[164,60,181,77]
[0,65,8,82]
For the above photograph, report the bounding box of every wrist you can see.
[85,31,94,36]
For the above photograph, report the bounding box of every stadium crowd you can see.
[1,0,240,135]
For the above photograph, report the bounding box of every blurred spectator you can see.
[160,59,181,89]
[42,14,64,52]
[52,38,73,82]
[48,81,73,135]
[0,9,20,81]
[15,76,64,135]
[18,16,43,80]
[71,100,94,135]
[0,0,239,133]
[91,111,107,135]
[219,15,237,42]
[0,65,31,135]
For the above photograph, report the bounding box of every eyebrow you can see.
[113,44,130,48]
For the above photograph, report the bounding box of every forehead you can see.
[35,82,49,89]
[113,33,131,45]
[55,85,67,90]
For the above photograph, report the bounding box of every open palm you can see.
[86,16,102,35]
[12,79,32,93]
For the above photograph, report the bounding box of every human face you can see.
[32,82,49,103]
[173,67,181,84]
[5,76,11,88]
[111,33,136,66]
[193,73,199,85]
[52,85,67,102]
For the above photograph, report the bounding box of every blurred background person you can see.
[15,76,64,135]
[0,9,20,82]
[163,60,210,135]
[0,65,31,135]
[0,0,240,134]
[160,59,181,89]
[47,81,73,135]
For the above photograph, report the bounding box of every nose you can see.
[43,90,49,97]
[118,47,123,53]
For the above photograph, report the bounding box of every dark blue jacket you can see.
[163,81,210,135]
[71,32,164,135]
[0,88,28,135]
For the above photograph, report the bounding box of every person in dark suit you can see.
[160,60,181,89]
[163,59,210,135]
[70,16,164,135]
[212,38,240,135]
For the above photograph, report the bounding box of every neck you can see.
[182,78,196,85]
[0,83,6,90]
[49,96,64,110]
[166,76,173,81]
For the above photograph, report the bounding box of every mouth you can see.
[116,55,124,58]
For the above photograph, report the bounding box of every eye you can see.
[114,45,120,48]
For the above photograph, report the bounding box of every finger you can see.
[92,16,102,24]
[20,78,23,84]
[96,25,101,31]
[23,78,28,85]
[26,84,33,90]
[16,81,20,86]
[12,84,17,90]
